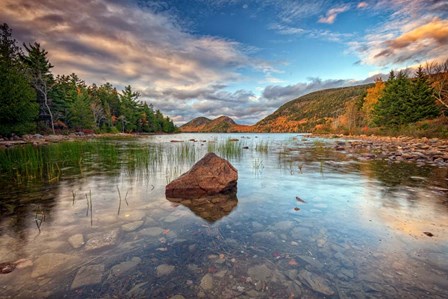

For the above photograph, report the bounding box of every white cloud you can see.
[318,5,350,24]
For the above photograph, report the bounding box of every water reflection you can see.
[166,189,238,223]
[0,133,447,298]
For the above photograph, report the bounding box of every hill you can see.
[180,84,372,133]
[254,84,371,132]
[180,116,251,132]
[179,117,212,132]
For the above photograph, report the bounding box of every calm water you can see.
[0,133,447,298]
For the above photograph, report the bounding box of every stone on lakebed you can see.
[165,152,238,199]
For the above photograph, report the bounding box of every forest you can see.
[0,23,177,137]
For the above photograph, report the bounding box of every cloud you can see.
[269,24,352,43]
[318,5,350,24]
[0,0,272,109]
[357,2,368,9]
[352,18,448,66]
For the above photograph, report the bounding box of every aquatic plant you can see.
[255,140,269,153]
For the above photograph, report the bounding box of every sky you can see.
[1,0,447,124]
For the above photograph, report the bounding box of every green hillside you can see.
[255,84,372,132]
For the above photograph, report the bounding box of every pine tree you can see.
[0,23,38,136]
[21,42,55,134]
[410,66,439,121]
[373,71,413,126]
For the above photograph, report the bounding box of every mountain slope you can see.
[180,117,212,132]
[180,116,248,132]
[254,84,371,132]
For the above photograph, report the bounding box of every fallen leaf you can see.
[288,259,298,266]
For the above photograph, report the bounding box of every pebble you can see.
[200,273,213,290]
[156,264,175,277]
[68,234,84,249]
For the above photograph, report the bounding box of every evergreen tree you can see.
[0,23,38,136]
[410,66,439,121]
[21,42,55,134]
[118,85,141,132]
[69,86,95,130]
[373,71,413,126]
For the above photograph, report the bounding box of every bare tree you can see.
[21,43,55,134]
[425,58,448,109]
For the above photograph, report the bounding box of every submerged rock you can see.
[85,229,120,251]
[122,221,144,232]
[200,273,214,290]
[71,264,104,289]
[68,234,85,249]
[298,269,334,296]
[248,264,272,282]
[165,152,238,198]
[109,257,141,278]
[156,264,175,277]
[31,253,76,278]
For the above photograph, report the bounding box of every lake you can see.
[0,133,447,298]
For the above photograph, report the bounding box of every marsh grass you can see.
[208,139,243,160]
[0,140,169,185]
[255,140,269,153]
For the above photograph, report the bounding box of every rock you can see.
[31,253,76,278]
[247,264,272,282]
[122,221,144,232]
[0,262,15,274]
[273,221,294,231]
[85,229,120,251]
[126,282,148,297]
[71,264,104,289]
[252,231,277,242]
[68,234,84,249]
[166,152,238,198]
[109,257,141,278]
[139,227,164,237]
[14,258,33,269]
[200,273,213,290]
[169,295,185,299]
[156,264,175,277]
[298,270,334,296]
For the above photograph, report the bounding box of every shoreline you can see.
[0,133,144,148]
[2,132,447,168]
[310,133,448,168]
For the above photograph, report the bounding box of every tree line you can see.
[0,23,177,137]
[339,60,447,134]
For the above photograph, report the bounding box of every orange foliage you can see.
[362,78,385,123]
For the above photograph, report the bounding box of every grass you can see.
[255,140,269,153]
[0,140,164,185]
[207,138,243,159]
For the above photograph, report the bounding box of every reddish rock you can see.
[165,152,238,198]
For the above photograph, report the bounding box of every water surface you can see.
[0,133,447,298]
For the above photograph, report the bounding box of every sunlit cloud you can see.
[349,0,448,67]
[318,5,350,24]
[0,0,272,116]
[357,2,368,9]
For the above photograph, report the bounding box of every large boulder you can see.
[165,152,238,198]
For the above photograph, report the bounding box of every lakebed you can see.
[0,133,447,298]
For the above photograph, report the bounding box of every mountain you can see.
[254,84,371,132]
[180,84,372,133]
[180,116,250,132]
[180,117,212,132]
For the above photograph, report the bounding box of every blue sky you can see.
[2,0,447,124]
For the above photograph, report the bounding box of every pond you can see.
[0,133,447,298]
